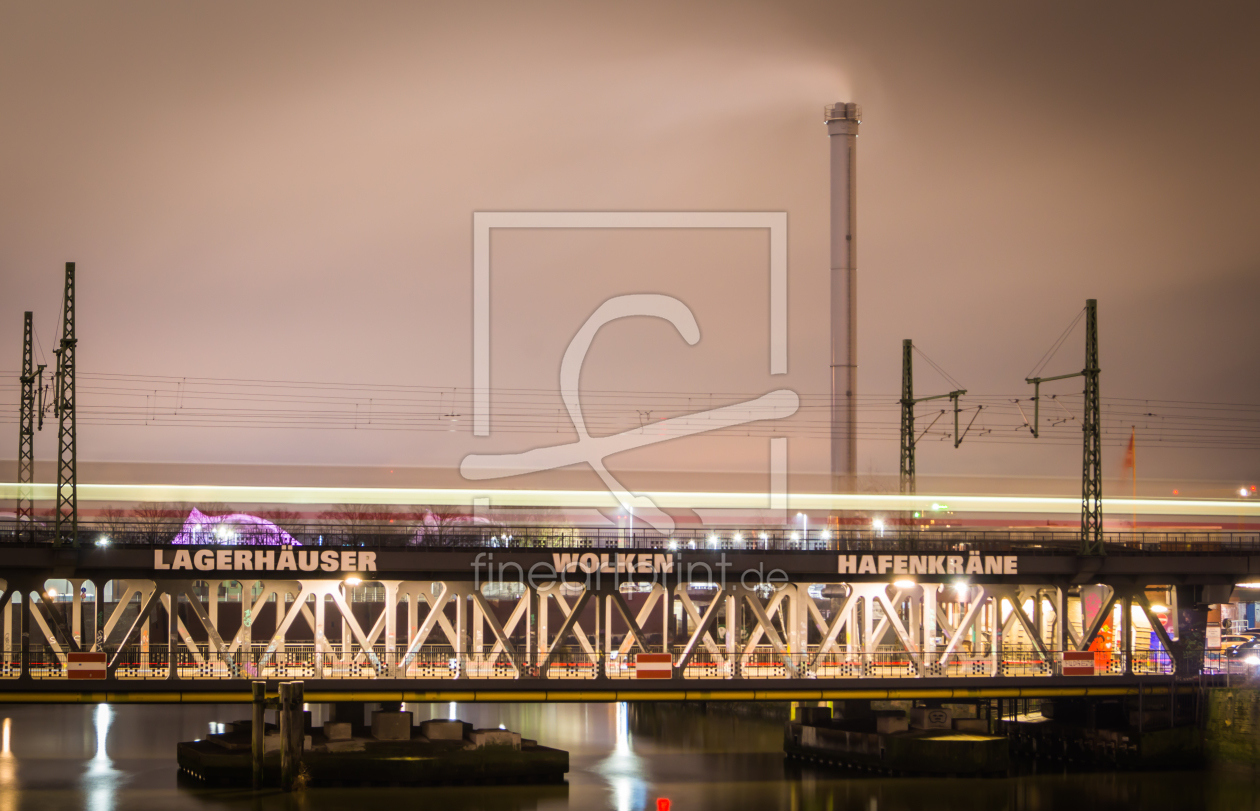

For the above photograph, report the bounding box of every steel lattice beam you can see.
[54,262,77,548]
[1081,299,1104,555]
[17,312,37,538]
[900,339,915,495]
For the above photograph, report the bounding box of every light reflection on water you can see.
[0,702,1250,810]
[84,704,121,811]
[0,718,14,811]
[592,703,646,811]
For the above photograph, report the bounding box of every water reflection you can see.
[84,704,122,811]
[0,718,14,811]
[0,702,1250,809]
[593,703,647,811]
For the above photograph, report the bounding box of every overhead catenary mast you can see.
[1025,299,1103,555]
[53,262,78,548]
[17,312,46,540]
[899,339,971,496]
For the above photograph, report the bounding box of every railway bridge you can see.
[0,523,1251,704]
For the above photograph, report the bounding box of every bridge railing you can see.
[2,645,1209,681]
[2,517,1259,554]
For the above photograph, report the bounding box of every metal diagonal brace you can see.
[398,584,460,671]
[675,587,726,662]
[609,589,652,655]
[938,587,988,667]
[1077,588,1118,652]
[471,591,522,674]
[739,587,796,678]
[741,587,789,655]
[1134,592,1177,674]
[615,586,664,658]
[809,588,859,668]
[107,587,165,672]
[538,588,592,674]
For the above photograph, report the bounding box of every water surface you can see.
[0,701,1255,810]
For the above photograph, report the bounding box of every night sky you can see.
[2,1,1258,494]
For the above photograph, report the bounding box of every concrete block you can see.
[910,707,952,730]
[371,711,412,741]
[421,720,466,741]
[798,706,832,726]
[325,739,366,753]
[876,716,909,734]
[464,728,521,750]
[324,722,352,741]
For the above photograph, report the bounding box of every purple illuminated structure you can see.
[171,508,298,546]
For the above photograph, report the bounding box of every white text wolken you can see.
[153,548,377,572]
[551,552,673,574]
[839,554,1018,575]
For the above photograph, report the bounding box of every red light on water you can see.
[1173,490,1179,495]
[657,800,671,811]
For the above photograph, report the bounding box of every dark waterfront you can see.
[0,702,1256,810]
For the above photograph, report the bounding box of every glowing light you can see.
[953,581,969,596]
[1150,604,1168,613]
[344,577,362,586]
[46,589,57,598]
[2,718,9,755]
[172,508,297,546]
[732,532,743,543]
[96,536,110,546]
[1238,583,1260,589]
[931,503,948,511]
[789,531,800,542]
[893,579,916,589]
[1246,656,1260,665]
[1242,488,1250,497]
[820,530,831,540]
[2,482,1258,518]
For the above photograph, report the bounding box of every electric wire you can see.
[1026,307,1086,380]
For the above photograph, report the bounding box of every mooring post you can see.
[279,682,296,791]
[251,681,266,789]
[291,681,305,764]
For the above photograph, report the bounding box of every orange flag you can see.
[1121,427,1136,476]
[1122,427,1136,528]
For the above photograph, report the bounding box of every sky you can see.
[2,1,1258,495]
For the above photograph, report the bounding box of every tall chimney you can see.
[825,102,861,493]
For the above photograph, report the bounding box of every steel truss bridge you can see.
[0,524,1252,703]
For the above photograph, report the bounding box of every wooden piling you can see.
[279,682,297,791]
[251,681,265,789]
[291,681,305,769]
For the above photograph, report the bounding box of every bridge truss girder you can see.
[0,576,1183,684]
